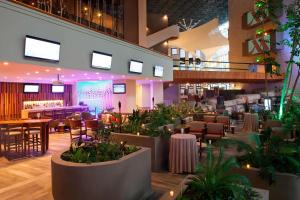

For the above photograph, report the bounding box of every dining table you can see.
[0,119,52,154]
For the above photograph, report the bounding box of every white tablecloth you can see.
[169,134,198,173]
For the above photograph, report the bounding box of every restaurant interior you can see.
[0,0,300,200]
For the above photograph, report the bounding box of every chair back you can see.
[207,123,224,136]
[189,121,206,132]
[85,120,99,130]
[216,116,230,126]
[69,120,83,130]
[203,115,216,123]
[82,112,93,120]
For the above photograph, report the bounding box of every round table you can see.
[243,113,259,132]
[169,134,198,173]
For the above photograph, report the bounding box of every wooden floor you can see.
[0,133,185,200]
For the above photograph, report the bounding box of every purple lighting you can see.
[77,81,112,112]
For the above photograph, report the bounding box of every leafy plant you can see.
[219,129,300,185]
[61,140,139,163]
[178,146,260,200]
[122,109,149,134]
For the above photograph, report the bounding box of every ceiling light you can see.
[87,77,90,79]
[3,62,9,65]
[111,75,114,79]
[163,15,168,20]
[97,12,102,17]
[3,76,7,79]
[26,73,30,75]
[84,7,88,11]
[45,69,50,72]
[71,74,75,77]
[98,77,102,80]
[84,73,88,76]
[95,72,99,75]
[163,41,168,46]
[56,68,61,71]
[35,71,39,74]
[122,75,126,78]
[61,75,65,78]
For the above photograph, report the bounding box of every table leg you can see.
[41,123,46,154]
[46,123,49,150]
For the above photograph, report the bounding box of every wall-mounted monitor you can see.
[171,48,178,55]
[154,65,164,77]
[23,84,39,93]
[179,49,186,58]
[113,83,126,94]
[52,85,65,93]
[91,51,112,70]
[129,60,143,74]
[24,35,60,62]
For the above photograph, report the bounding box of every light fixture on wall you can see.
[163,14,168,20]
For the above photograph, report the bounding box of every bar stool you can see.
[3,124,25,155]
[25,123,42,153]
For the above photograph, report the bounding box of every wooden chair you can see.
[25,122,42,153]
[81,112,93,121]
[69,120,91,141]
[216,116,230,131]
[188,121,206,139]
[85,120,103,139]
[49,120,59,133]
[203,115,216,123]
[204,123,224,141]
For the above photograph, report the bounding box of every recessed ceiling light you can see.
[38,77,42,80]
[84,73,88,76]
[71,74,75,77]
[56,68,61,71]
[122,75,126,78]
[4,76,7,79]
[45,69,50,72]
[98,77,102,80]
[111,75,114,79]
[61,75,65,78]
[26,73,30,75]
[3,62,9,66]
[95,72,99,75]
[35,71,39,74]
[87,77,90,79]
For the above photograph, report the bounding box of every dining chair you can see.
[204,123,224,141]
[69,120,91,142]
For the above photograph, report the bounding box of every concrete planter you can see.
[51,148,152,200]
[111,132,169,171]
[234,167,300,200]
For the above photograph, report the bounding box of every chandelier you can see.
[178,18,201,31]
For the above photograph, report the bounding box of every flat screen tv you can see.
[129,60,143,74]
[171,48,178,55]
[91,51,112,70]
[179,49,186,58]
[24,84,39,93]
[52,85,65,93]
[24,35,60,62]
[113,84,126,94]
[154,65,164,77]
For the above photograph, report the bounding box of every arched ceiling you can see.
[147,0,228,31]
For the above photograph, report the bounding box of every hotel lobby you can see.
[0,0,299,200]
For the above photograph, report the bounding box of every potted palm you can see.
[176,146,262,200]
[220,129,300,200]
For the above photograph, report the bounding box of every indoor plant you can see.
[177,146,261,200]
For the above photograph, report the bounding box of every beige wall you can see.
[112,80,137,113]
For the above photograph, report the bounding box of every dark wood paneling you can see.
[0,82,72,120]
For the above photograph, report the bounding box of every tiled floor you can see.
[0,133,185,200]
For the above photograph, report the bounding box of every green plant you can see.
[61,140,139,163]
[219,129,300,184]
[178,146,260,200]
[122,109,149,134]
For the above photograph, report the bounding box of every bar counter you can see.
[21,106,89,119]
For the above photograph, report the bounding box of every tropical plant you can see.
[61,140,139,163]
[122,109,149,134]
[219,129,300,185]
[178,146,260,200]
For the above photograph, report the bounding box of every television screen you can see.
[171,48,178,55]
[24,35,60,62]
[24,84,39,93]
[154,65,164,77]
[129,60,143,74]
[91,51,112,69]
[264,99,272,111]
[113,84,126,94]
[179,49,186,58]
[52,85,64,93]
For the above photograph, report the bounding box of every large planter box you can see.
[111,132,169,171]
[51,148,152,200]
[234,167,300,200]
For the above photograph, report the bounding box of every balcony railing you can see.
[10,0,124,39]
